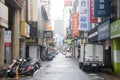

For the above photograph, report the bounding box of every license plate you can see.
[92,64,97,66]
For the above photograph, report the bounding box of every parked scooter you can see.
[18,58,35,76]
[7,58,34,77]
[7,59,21,78]
[32,59,41,71]
[0,58,41,78]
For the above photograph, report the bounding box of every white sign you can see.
[88,31,98,38]
[25,23,30,37]
[0,2,8,28]
[79,0,89,31]
[4,31,11,43]
[28,0,38,21]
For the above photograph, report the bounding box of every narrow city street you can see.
[20,53,92,80]
[14,53,115,80]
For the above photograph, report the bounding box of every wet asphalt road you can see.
[20,53,92,80]
[19,53,106,80]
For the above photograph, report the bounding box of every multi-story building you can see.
[0,0,51,70]
[0,0,22,69]
[25,0,50,60]
[54,19,64,36]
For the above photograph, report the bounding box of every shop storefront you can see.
[98,20,112,68]
[111,19,120,74]
[88,26,98,43]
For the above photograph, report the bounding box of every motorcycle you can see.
[18,58,35,76]
[1,58,41,78]
[7,58,35,77]
[32,59,41,71]
[7,59,20,78]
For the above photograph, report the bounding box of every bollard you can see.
[16,66,19,80]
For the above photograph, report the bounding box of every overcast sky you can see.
[50,0,64,27]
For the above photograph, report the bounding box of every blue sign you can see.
[98,20,110,40]
[67,27,72,35]
[74,39,78,47]
[94,0,110,17]
[79,0,90,31]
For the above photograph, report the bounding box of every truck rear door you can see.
[94,45,103,62]
[84,44,94,62]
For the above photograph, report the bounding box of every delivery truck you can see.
[79,43,104,72]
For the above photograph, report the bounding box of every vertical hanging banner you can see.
[90,0,98,23]
[79,0,90,31]
[28,0,38,21]
[64,0,72,6]
[72,13,79,37]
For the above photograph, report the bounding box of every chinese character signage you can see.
[4,31,11,43]
[21,21,30,38]
[44,31,53,38]
[98,20,110,40]
[94,0,110,17]
[26,38,38,43]
[90,0,98,23]
[110,19,120,39]
[64,0,72,6]
[28,0,38,21]
[67,27,72,35]
[0,2,8,28]
[79,0,90,31]
[88,26,98,42]
[72,13,79,37]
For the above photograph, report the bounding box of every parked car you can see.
[46,54,54,61]
[62,51,66,55]
[65,52,72,58]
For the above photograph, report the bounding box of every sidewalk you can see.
[100,69,120,80]
[98,73,120,80]
[0,60,47,80]
[72,57,120,80]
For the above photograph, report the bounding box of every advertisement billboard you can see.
[30,22,37,37]
[98,20,110,40]
[79,0,90,31]
[28,0,38,21]
[90,0,97,23]
[21,21,30,38]
[94,0,110,17]
[4,31,11,43]
[43,30,53,38]
[72,13,79,37]
[111,19,120,39]
[0,2,8,28]
[88,26,98,42]
[64,0,72,6]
